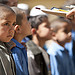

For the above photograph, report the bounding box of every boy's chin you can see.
[4,40,11,42]
[66,39,71,43]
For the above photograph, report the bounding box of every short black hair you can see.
[0,3,15,19]
[0,0,8,4]
[51,17,72,32]
[11,7,25,25]
[28,15,48,29]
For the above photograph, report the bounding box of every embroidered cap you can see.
[30,5,48,16]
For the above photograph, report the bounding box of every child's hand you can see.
[66,8,75,30]
[66,8,75,20]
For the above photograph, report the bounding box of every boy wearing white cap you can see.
[25,5,52,75]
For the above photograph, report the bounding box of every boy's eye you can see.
[4,23,9,26]
[13,22,16,26]
[45,24,50,28]
[64,29,68,33]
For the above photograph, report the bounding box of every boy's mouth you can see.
[7,35,13,37]
[67,37,71,41]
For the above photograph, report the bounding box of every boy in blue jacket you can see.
[47,17,75,75]
[10,7,31,75]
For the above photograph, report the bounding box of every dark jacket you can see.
[26,40,50,75]
[0,41,16,75]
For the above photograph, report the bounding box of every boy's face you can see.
[20,13,31,37]
[36,19,52,40]
[55,22,72,44]
[0,12,16,42]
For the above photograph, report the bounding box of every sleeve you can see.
[28,57,41,75]
[0,57,6,75]
[50,55,59,75]
[11,48,25,75]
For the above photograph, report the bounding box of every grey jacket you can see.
[26,40,51,75]
[0,41,16,75]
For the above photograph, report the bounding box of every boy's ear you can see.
[31,28,36,34]
[14,25,21,33]
[52,32,57,40]
[52,32,56,36]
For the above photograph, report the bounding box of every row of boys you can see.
[0,0,75,75]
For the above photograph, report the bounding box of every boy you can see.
[10,7,31,75]
[65,19,75,66]
[65,7,75,66]
[26,12,52,75]
[47,17,75,75]
[0,4,16,75]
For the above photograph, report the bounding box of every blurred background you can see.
[18,0,71,21]
[18,0,66,9]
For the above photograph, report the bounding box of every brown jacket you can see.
[26,40,51,75]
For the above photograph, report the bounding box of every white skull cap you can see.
[30,5,48,16]
[17,3,29,10]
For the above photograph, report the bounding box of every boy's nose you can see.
[50,28,53,32]
[28,21,31,28]
[9,25,14,31]
[51,28,53,31]
[28,21,31,26]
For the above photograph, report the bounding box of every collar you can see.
[0,41,11,54]
[11,38,25,49]
[26,40,42,55]
[72,30,75,32]
[6,40,16,50]
[72,30,75,39]
[49,41,64,52]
